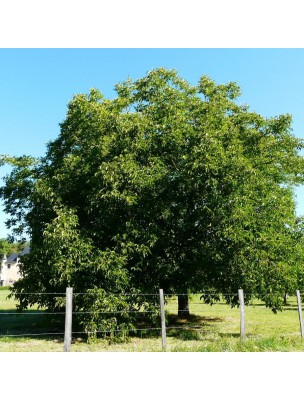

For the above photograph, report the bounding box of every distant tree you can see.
[1,69,304,334]
[0,238,27,257]
[0,239,11,257]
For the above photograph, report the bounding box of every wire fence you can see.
[0,288,304,350]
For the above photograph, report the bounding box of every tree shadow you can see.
[218,332,241,338]
[0,309,66,338]
[168,313,223,325]
[0,309,226,342]
[163,313,224,341]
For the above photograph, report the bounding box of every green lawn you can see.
[0,288,304,352]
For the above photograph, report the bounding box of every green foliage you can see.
[0,238,27,257]
[1,67,304,332]
[0,239,11,257]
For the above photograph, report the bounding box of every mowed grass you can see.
[0,287,304,351]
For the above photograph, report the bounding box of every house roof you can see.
[6,253,18,263]
[19,246,30,256]
[6,246,30,263]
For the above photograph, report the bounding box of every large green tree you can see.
[1,68,304,328]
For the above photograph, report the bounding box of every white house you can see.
[0,246,30,286]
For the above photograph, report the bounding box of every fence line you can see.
[0,312,65,315]
[64,287,73,352]
[0,332,65,337]
[11,293,67,296]
[1,288,304,351]
[10,291,298,298]
[159,288,167,351]
[296,290,304,338]
[0,310,158,315]
[0,326,215,338]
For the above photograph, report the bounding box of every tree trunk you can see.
[284,292,288,305]
[178,294,190,318]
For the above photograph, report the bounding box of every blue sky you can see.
[1,48,304,238]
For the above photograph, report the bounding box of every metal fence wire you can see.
[0,288,303,350]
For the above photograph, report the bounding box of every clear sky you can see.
[1,48,304,238]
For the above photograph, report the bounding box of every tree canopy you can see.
[0,239,11,258]
[0,238,27,258]
[1,68,304,330]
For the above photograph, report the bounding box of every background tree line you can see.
[0,239,28,258]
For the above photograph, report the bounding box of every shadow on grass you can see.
[0,309,225,343]
[218,332,241,338]
[164,313,224,341]
[0,309,66,339]
[117,312,225,341]
[168,313,223,325]
[282,306,299,311]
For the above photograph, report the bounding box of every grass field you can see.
[1,287,304,352]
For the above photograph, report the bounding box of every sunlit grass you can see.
[165,294,301,339]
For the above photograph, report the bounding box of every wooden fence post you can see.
[64,287,73,352]
[296,290,304,339]
[238,289,245,341]
[159,289,167,351]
